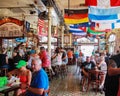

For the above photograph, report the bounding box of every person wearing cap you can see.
[7,60,32,96]
[25,57,49,96]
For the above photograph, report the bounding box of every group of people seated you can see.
[0,45,70,96]
[0,45,51,96]
[79,53,107,93]
[51,47,68,78]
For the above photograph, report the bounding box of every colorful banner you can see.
[70,22,95,28]
[64,8,89,24]
[89,6,120,15]
[95,23,112,31]
[69,28,85,33]
[89,14,119,20]
[64,17,89,24]
[69,25,86,32]
[87,27,105,35]
[64,13,88,19]
[38,19,48,36]
[86,0,120,7]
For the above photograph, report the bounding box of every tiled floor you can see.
[50,65,104,96]
[0,65,104,96]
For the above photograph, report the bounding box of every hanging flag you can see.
[90,23,111,32]
[64,8,88,24]
[38,19,48,36]
[70,22,95,28]
[69,28,85,33]
[89,14,120,20]
[86,0,120,7]
[72,33,87,36]
[64,13,88,19]
[69,25,87,32]
[87,27,105,35]
[64,9,88,14]
[89,6,120,15]
[112,22,120,29]
[85,0,97,6]
[110,0,120,6]
[64,17,89,24]
[96,23,112,30]
[79,27,87,32]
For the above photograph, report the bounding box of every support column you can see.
[0,38,2,51]
[48,7,52,57]
[98,37,100,53]
[61,9,64,47]
[61,26,64,47]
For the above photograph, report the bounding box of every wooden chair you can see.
[44,68,53,81]
[60,64,68,78]
[86,70,101,94]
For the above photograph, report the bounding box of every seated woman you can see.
[51,47,62,77]
[97,56,107,90]
[7,60,32,96]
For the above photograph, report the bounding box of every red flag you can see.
[85,0,97,6]
[86,0,120,6]
[79,27,86,32]
[111,0,120,6]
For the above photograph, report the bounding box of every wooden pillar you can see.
[48,7,52,57]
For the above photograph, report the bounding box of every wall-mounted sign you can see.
[0,17,24,38]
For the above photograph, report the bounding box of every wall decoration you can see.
[0,17,24,38]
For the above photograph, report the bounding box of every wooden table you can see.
[0,84,20,96]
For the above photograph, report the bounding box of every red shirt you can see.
[39,50,50,68]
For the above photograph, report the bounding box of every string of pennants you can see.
[64,0,120,37]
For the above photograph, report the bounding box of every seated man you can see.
[26,57,49,96]
[81,56,97,92]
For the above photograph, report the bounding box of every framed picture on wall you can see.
[64,34,71,45]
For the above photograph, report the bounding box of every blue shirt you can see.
[26,68,49,96]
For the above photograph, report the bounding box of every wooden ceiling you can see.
[55,0,86,10]
[0,0,46,29]
[0,0,86,29]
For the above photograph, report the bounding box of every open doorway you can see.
[81,45,94,57]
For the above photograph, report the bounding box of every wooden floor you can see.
[50,65,104,96]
